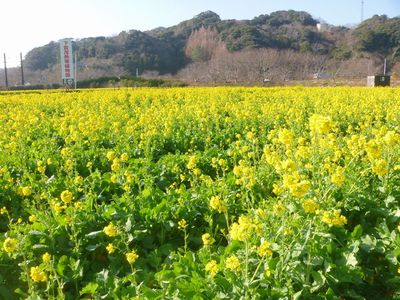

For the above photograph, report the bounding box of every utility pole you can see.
[3,53,8,89]
[74,53,77,89]
[20,53,25,86]
[384,57,387,76]
[361,0,364,23]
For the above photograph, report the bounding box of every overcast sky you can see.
[0,0,399,66]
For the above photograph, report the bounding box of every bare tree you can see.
[185,27,224,63]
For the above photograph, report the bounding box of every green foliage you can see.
[24,42,58,70]
[353,15,400,60]
[76,76,187,88]
[22,11,400,79]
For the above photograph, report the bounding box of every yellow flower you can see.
[30,266,47,282]
[111,174,118,183]
[3,238,18,254]
[126,250,139,264]
[106,243,116,254]
[230,215,256,241]
[60,190,73,204]
[28,215,37,223]
[106,150,116,161]
[256,208,268,219]
[205,260,219,277]
[321,210,347,227]
[51,201,65,214]
[193,168,202,176]
[309,114,334,135]
[60,147,71,157]
[265,267,272,278]
[331,166,345,187]
[120,153,129,162]
[372,159,388,177]
[18,186,32,197]
[178,219,187,230]
[257,241,272,257]
[226,256,241,271]
[103,223,118,237]
[209,196,227,213]
[17,218,23,224]
[74,176,83,185]
[111,159,121,172]
[303,199,319,214]
[74,202,84,210]
[0,207,7,215]
[218,158,227,168]
[42,252,51,263]
[65,159,75,170]
[383,131,400,146]
[202,233,215,246]
[273,201,286,216]
[282,172,310,198]
[278,128,294,145]
[37,161,45,174]
[290,180,311,198]
[187,156,197,170]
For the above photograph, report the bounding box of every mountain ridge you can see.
[3,10,400,85]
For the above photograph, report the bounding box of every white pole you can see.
[74,53,77,89]
[383,58,387,76]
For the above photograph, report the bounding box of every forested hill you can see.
[22,10,400,77]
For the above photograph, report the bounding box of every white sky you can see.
[1,0,399,67]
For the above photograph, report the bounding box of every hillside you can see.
[3,10,400,85]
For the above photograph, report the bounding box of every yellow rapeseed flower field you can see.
[0,87,400,298]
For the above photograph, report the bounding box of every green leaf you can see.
[57,255,69,276]
[85,244,100,251]
[142,188,151,198]
[344,252,358,267]
[28,230,48,237]
[0,286,14,300]
[80,282,99,296]
[214,275,232,292]
[351,225,363,240]
[32,244,49,250]
[293,290,302,300]
[140,286,159,298]
[310,271,326,293]
[85,230,103,238]
[125,217,132,232]
[361,235,376,252]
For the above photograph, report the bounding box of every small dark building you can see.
[367,75,391,87]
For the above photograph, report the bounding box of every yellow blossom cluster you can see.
[202,233,215,246]
[30,266,47,282]
[225,256,241,271]
[103,223,118,237]
[126,250,139,264]
[205,260,219,277]
[230,215,262,241]
[321,210,347,227]
[209,196,227,213]
[3,237,18,254]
